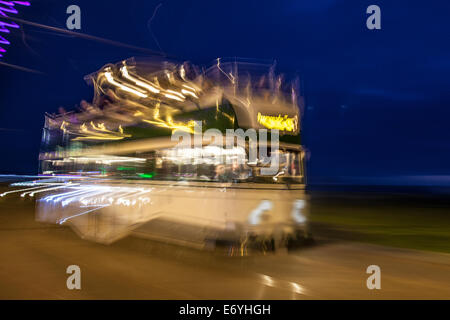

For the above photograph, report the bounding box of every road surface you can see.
[0,196,449,299]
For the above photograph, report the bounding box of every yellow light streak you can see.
[72,135,127,141]
[143,119,196,134]
[257,112,297,132]
[182,84,198,92]
[60,121,67,133]
[72,122,131,141]
[164,93,184,102]
[104,71,148,98]
[120,66,161,94]
[181,88,198,98]
[166,89,185,99]
[216,58,235,84]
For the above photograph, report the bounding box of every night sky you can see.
[1,0,449,187]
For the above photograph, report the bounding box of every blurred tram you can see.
[37,58,310,252]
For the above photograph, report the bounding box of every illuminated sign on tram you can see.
[0,1,31,58]
[257,112,297,132]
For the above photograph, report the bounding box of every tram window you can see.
[279,150,302,177]
[40,147,303,184]
[152,147,251,182]
[120,146,305,184]
[250,148,304,184]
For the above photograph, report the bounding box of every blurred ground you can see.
[309,191,450,253]
[0,190,449,299]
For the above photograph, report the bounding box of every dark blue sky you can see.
[1,0,450,186]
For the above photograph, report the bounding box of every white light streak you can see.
[104,72,148,98]
[120,66,161,94]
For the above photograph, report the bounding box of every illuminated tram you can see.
[37,58,310,252]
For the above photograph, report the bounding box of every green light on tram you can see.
[117,167,135,171]
[139,173,154,179]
